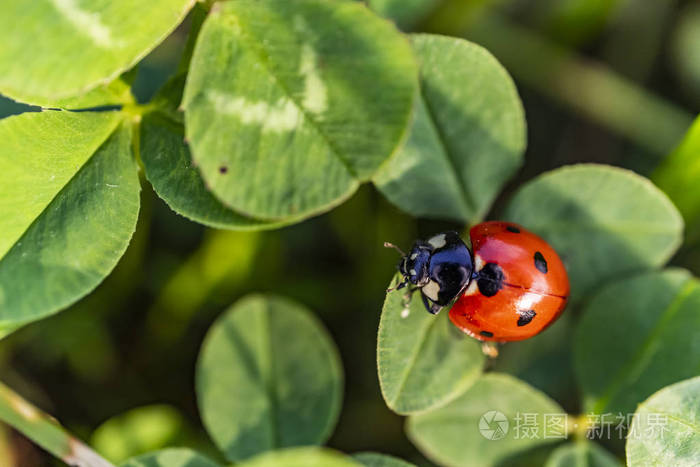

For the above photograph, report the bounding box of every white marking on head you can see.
[410,253,418,260]
[422,280,440,301]
[474,253,484,271]
[428,234,447,249]
[50,0,123,48]
[207,92,302,132]
[409,269,416,276]
[463,280,479,296]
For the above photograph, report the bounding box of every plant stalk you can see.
[466,12,695,157]
[424,4,695,159]
[0,381,114,467]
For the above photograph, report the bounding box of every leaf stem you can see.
[130,116,143,169]
[198,0,217,12]
[0,380,114,467]
[568,413,596,441]
[119,103,149,170]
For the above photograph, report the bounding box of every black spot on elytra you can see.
[480,330,493,337]
[506,226,520,233]
[534,251,548,273]
[517,309,536,326]
[477,263,505,297]
[219,166,228,174]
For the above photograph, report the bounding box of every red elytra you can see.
[449,221,570,342]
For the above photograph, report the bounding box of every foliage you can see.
[0,113,140,337]
[626,376,700,467]
[378,276,484,414]
[196,295,343,462]
[504,164,683,303]
[373,33,526,223]
[545,441,622,467]
[91,405,191,463]
[406,374,564,467]
[120,448,221,467]
[574,269,700,416]
[233,447,362,467]
[182,0,417,221]
[354,452,417,467]
[0,0,193,106]
[140,112,295,230]
[122,295,365,465]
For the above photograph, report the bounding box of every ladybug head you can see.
[398,243,432,286]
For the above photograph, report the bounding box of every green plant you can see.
[0,1,698,466]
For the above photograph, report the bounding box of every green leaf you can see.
[545,441,621,467]
[378,275,484,414]
[120,448,220,467]
[504,164,683,302]
[141,111,300,230]
[183,0,417,221]
[0,0,193,106]
[91,405,187,463]
[407,373,565,467]
[574,269,700,416]
[196,294,343,462]
[0,112,119,259]
[493,313,577,407]
[354,452,416,467]
[236,447,361,467]
[374,34,526,223]
[626,376,700,467]
[653,115,700,233]
[0,112,140,335]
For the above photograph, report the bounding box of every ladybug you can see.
[386,221,569,342]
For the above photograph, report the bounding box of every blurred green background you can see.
[1,0,699,465]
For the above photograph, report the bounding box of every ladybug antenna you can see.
[383,242,406,256]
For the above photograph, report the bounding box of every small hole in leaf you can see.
[219,166,228,174]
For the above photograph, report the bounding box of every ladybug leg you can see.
[386,277,415,293]
[400,285,419,307]
[481,342,500,359]
[386,278,408,293]
[421,293,442,315]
